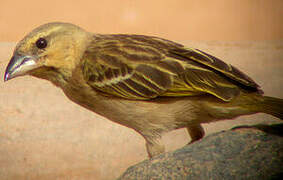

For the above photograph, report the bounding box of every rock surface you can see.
[119,124,283,180]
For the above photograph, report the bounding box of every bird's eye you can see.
[36,38,47,49]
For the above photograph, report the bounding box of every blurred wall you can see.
[0,1,282,179]
[0,0,282,42]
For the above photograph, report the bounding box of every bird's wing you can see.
[165,47,262,101]
[82,35,261,101]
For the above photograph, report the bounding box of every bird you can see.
[4,22,283,158]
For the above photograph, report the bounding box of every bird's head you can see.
[4,22,91,85]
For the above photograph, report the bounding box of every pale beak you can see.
[4,54,39,81]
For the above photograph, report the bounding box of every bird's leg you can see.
[187,124,205,144]
[145,137,165,158]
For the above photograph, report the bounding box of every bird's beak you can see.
[4,54,39,82]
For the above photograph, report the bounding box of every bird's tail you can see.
[255,96,283,120]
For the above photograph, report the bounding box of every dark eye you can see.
[36,38,47,49]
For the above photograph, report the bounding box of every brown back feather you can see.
[82,34,262,101]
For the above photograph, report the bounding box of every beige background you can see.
[0,0,282,41]
[0,0,282,180]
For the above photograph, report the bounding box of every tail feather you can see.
[258,96,283,120]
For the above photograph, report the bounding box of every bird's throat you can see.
[30,66,70,87]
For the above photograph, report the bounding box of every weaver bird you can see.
[4,22,283,158]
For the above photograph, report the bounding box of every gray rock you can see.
[118,124,283,180]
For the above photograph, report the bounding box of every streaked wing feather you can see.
[82,34,261,101]
[169,48,261,90]
[82,40,174,99]
[182,68,240,101]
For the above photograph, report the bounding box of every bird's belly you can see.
[62,84,203,133]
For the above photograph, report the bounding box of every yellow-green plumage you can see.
[82,34,260,101]
[4,22,283,158]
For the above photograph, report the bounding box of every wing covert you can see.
[82,40,175,99]
[81,34,261,101]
